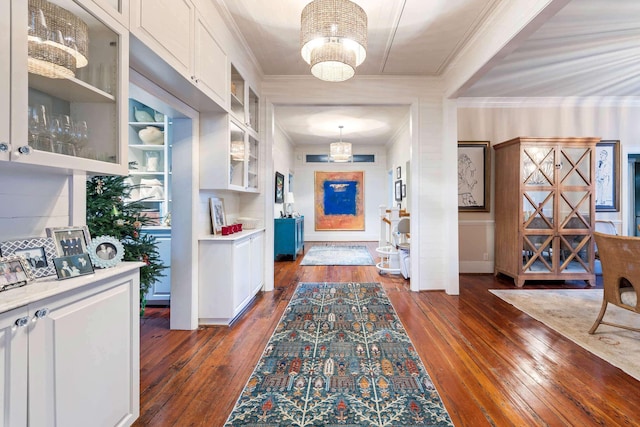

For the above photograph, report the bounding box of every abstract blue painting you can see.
[314,171,364,230]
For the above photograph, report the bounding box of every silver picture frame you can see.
[46,226,92,257]
[0,255,34,292]
[0,237,57,278]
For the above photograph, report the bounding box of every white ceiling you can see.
[218,0,640,145]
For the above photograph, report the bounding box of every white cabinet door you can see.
[145,230,171,303]
[131,0,195,78]
[0,0,9,162]
[250,232,264,294]
[0,307,29,427]
[28,277,139,427]
[194,12,227,108]
[233,237,252,313]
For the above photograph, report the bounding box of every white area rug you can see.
[490,289,640,381]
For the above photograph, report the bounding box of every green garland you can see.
[86,176,166,314]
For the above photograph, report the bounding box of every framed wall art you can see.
[395,180,403,201]
[87,236,125,269]
[209,197,227,234]
[275,171,284,203]
[314,171,365,231]
[46,226,91,256]
[0,255,34,292]
[595,140,620,212]
[0,237,57,278]
[458,141,490,212]
[396,166,401,179]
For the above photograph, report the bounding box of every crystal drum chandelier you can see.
[300,0,367,82]
[28,0,89,79]
[329,125,352,162]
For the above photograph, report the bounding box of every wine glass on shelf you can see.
[29,105,53,152]
[50,117,76,156]
[74,120,93,159]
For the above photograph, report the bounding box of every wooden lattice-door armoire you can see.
[493,137,600,287]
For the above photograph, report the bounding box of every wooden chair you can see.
[594,220,617,275]
[589,232,640,334]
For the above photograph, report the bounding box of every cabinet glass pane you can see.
[247,134,258,189]
[559,191,591,229]
[522,147,554,186]
[560,147,591,186]
[27,0,119,163]
[230,121,245,187]
[522,234,553,273]
[523,191,553,229]
[559,234,591,273]
[230,65,245,122]
[248,87,259,132]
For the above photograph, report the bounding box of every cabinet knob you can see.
[191,76,199,83]
[17,145,32,155]
[0,142,9,152]
[34,308,50,319]
[14,316,30,327]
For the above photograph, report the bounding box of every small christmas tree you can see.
[86,176,165,315]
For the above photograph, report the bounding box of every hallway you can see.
[135,242,639,426]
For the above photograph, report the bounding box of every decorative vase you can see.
[154,111,164,122]
[133,106,154,122]
[138,126,164,145]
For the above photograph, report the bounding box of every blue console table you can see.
[274,216,304,260]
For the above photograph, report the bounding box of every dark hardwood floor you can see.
[134,242,640,426]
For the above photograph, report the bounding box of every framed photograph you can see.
[395,180,403,201]
[396,166,401,179]
[86,236,125,268]
[46,226,91,257]
[458,141,490,212]
[275,172,284,203]
[53,253,95,279]
[0,237,57,278]
[401,183,407,198]
[0,255,34,292]
[209,197,227,234]
[596,140,620,212]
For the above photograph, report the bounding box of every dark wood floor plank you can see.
[133,242,640,426]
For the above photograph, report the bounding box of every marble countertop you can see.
[0,262,144,313]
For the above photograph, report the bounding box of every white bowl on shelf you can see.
[138,126,164,145]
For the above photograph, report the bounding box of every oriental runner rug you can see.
[300,245,375,266]
[491,289,640,381]
[224,282,453,427]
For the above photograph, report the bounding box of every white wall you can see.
[456,97,640,273]
[386,116,411,211]
[273,123,295,218]
[294,144,388,242]
[0,166,81,240]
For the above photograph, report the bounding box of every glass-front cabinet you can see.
[521,145,593,275]
[227,118,258,192]
[200,115,259,193]
[4,0,128,175]
[201,62,259,193]
[494,137,599,287]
